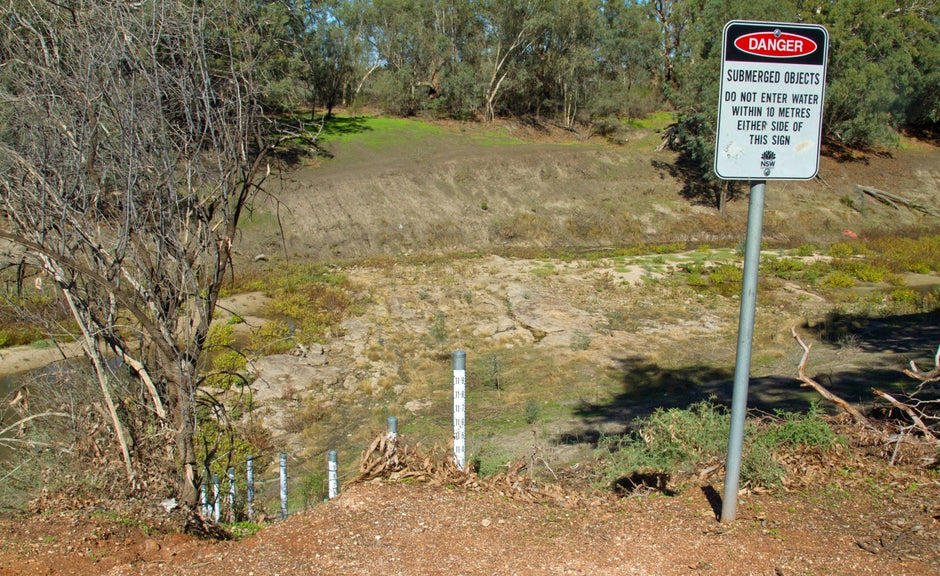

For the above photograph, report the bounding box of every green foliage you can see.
[866,234,940,274]
[598,401,842,492]
[569,329,592,351]
[524,399,541,424]
[707,264,743,286]
[765,257,805,280]
[828,242,857,259]
[427,311,448,353]
[820,271,856,289]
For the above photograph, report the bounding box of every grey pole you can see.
[328,450,338,499]
[452,351,467,469]
[387,416,398,441]
[721,180,766,523]
[246,454,255,521]
[279,453,288,520]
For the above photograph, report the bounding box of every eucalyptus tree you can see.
[821,0,940,147]
[475,0,552,122]
[0,0,286,508]
[357,0,465,115]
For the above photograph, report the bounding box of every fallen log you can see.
[856,185,940,218]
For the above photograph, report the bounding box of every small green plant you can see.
[525,399,541,424]
[820,271,855,289]
[708,264,743,286]
[793,243,817,257]
[428,311,448,353]
[228,521,265,539]
[828,242,855,259]
[570,329,592,351]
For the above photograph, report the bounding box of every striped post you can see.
[328,450,338,500]
[453,351,466,469]
[246,454,255,521]
[279,453,288,520]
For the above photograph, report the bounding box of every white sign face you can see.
[715,21,829,180]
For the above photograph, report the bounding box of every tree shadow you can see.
[555,307,940,449]
[651,158,743,212]
[321,115,372,138]
[800,309,940,357]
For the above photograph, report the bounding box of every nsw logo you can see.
[760,150,777,176]
[735,30,817,58]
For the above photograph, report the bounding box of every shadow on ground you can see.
[557,308,940,448]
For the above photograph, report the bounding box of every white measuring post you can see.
[246,454,255,521]
[279,453,288,520]
[452,351,466,470]
[227,467,236,520]
[328,450,338,500]
[200,483,209,518]
[212,473,220,522]
[714,20,828,523]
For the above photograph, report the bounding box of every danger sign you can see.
[714,21,829,180]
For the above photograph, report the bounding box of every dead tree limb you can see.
[872,389,939,444]
[856,185,940,218]
[791,326,878,430]
[903,343,940,391]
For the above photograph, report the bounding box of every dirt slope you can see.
[249,120,940,262]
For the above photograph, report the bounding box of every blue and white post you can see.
[279,453,288,520]
[246,454,255,521]
[328,450,338,499]
[453,351,466,470]
[227,467,236,520]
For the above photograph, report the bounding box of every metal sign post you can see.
[714,20,828,523]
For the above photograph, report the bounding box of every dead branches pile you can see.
[356,433,579,507]
[792,327,939,464]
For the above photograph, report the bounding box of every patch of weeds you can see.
[531,263,556,277]
[765,257,805,280]
[427,311,448,354]
[598,401,841,492]
[525,399,541,424]
[596,400,729,489]
[820,271,855,289]
[297,470,328,508]
[759,404,842,449]
[828,242,857,259]
[569,330,592,351]
[247,320,295,356]
[470,445,514,477]
[793,243,817,257]
[228,521,265,539]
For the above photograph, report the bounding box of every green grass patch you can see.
[318,115,445,148]
[597,401,842,493]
